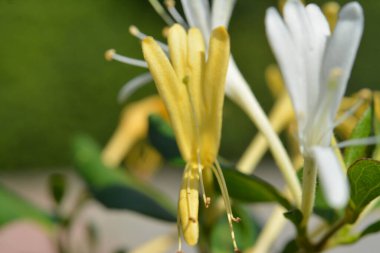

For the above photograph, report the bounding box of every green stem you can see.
[301,156,317,228]
[314,218,347,251]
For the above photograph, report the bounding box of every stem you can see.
[227,59,301,206]
[301,156,317,228]
[237,93,293,174]
[314,218,347,251]
[246,205,287,253]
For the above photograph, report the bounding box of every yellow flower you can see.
[142,24,239,252]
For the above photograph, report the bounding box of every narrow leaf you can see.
[283,209,303,231]
[73,135,177,222]
[147,114,181,161]
[0,185,54,229]
[221,168,292,209]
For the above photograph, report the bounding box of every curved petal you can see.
[142,37,194,161]
[265,7,305,129]
[211,0,237,29]
[117,73,152,103]
[311,146,349,209]
[181,0,211,39]
[319,2,364,123]
[201,27,230,164]
[284,1,321,120]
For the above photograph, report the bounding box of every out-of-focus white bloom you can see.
[265,0,364,208]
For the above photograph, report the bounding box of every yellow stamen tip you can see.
[162,26,170,38]
[129,25,139,36]
[105,49,115,61]
[164,0,175,8]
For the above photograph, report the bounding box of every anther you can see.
[105,49,116,61]
[232,217,241,223]
[205,196,211,208]
[164,0,175,8]
[234,249,241,253]
[162,26,170,38]
[129,25,140,37]
[104,49,148,68]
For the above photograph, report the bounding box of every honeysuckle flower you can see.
[142,24,239,251]
[102,96,167,174]
[265,0,364,215]
[106,0,302,205]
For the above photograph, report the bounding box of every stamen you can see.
[176,212,183,253]
[117,73,152,103]
[211,161,240,252]
[162,26,170,38]
[104,49,148,68]
[196,151,211,208]
[148,0,175,25]
[334,98,364,128]
[336,135,380,148]
[129,25,169,52]
[164,0,188,27]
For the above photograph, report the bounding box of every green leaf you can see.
[283,209,303,231]
[73,135,177,222]
[347,159,380,223]
[336,220,380,246]
[210,205,259,253]
[0,184,54,229]
[344,107,373,167]
[281,239,298,253]
[360,220,380,238]
[147,114,181,161]
[48,173,67,205]
[221,168,292,210]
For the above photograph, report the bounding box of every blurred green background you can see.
[0,0,378,169]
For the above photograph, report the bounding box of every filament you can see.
[211,161,240,252]
[129,25,169,52]
[148,0,175,25]
[333,98,364,128]
[197,151,210,208]
[118,73,153,103]
[164,0,188,27]
[104,49,148,68]
[336,135,380,148]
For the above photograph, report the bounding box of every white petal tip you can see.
[340,2,363,20]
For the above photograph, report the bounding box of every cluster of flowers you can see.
[105,0,372,252]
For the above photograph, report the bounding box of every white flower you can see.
[265,0,364,208]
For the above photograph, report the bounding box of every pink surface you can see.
[0,221,55,253]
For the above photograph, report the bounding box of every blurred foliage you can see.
[0,0,379,169]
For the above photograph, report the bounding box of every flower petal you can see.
[117,73,152,103]
[181,0,211,39]
[211,0,237,29]
[187,28,206,131]
[311,146,349,209]
[142,36,194,161]
[201,27,230,165]
[265,7,306,129]
[319,2,364,123]
[168,24,188,81]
